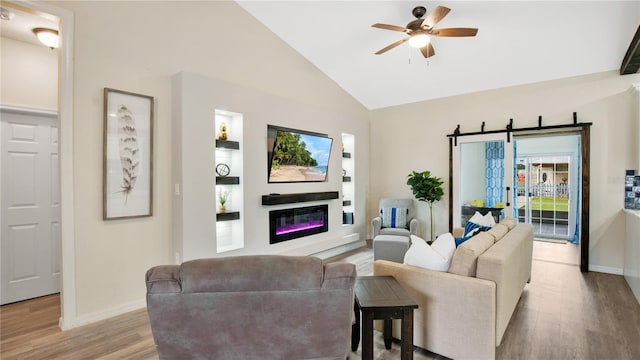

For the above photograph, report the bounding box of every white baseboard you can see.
[59,298,147,330]
[589,264,623,275]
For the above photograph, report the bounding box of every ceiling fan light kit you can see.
[372,5,478,59]
[408,33,430,48]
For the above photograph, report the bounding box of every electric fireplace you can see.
[269,205,328,244]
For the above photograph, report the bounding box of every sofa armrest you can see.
[146,265,181,293]
[322,262,356,289]
[372,216,382,238]
[477,223,533,346]
[373,260,496,360]
[409,218,419,236]
[453,227,464,238]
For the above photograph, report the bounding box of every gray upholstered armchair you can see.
[145,255,356,360]
[372,198,419,238]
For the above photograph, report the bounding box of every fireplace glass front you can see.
[269,205,329,244]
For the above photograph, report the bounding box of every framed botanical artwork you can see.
[103,88,154,220]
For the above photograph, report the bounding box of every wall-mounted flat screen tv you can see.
[267,126,333,183]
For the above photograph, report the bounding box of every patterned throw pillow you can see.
[455,221,492,247]
[381,207,408,228]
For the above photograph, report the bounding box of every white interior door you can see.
[1,108,60,305]
[452,133,514,228]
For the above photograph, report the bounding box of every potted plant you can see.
[218,190,229,213]
[407,170,444,242]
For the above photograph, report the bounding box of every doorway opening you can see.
[1,4,61,304]
[514,134,581,265]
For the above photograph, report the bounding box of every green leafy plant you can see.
[407,170,444,242]
[218,190,229,206]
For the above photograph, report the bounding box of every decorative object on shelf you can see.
[407,170,444,242]
[216,163,230,177]
[103,88,154,220]
[218,190,229,213]
[217,122,228,140]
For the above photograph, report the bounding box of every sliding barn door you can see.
[451,133,514,228]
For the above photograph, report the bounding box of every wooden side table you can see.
[352,276,419,360]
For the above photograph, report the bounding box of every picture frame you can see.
[103,88,154,220]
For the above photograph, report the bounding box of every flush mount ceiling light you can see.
[32,27,59,49]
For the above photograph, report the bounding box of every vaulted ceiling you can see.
[237,1,640,110]
[2,1,639,110]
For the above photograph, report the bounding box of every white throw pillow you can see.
[468,211,496,227]
[483,212,497,226]
[403,233,456,272]
[468,211,485,225]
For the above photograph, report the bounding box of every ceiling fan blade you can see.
[372,23,407,32]
[433,28,478,37]
[421,6,451,28]
[374,38,409,55]
[420,43,436,58]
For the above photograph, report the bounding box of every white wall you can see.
[632,84,640,170]
[0,37,58,110]
[51,0,368,325]
[173,72,369,260]
[370,71,640,273]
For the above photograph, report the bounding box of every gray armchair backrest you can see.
[378,198,416,225]
[146,255,356,360]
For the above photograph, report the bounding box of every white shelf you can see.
[215,110,244,253]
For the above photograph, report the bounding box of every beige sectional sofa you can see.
[373,219,534,360]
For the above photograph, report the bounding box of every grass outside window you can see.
[520,196,568,211]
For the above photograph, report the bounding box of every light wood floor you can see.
[2,241,639,360]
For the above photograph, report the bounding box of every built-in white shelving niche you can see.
[215,110,244,253]
[342,133,355,225]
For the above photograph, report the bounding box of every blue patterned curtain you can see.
[572,139,581,245]
[485,141,504,207]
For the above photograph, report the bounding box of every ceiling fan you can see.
[372,5,478,58]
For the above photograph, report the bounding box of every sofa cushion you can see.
[404,233,456,272]
[500,216,517,230]
[487,223,509,242]
[448,232,495,277]
[381,207,408,229]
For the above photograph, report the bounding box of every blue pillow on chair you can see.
[381,207,408,229]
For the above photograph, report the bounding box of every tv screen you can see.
[268,127,333,183]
